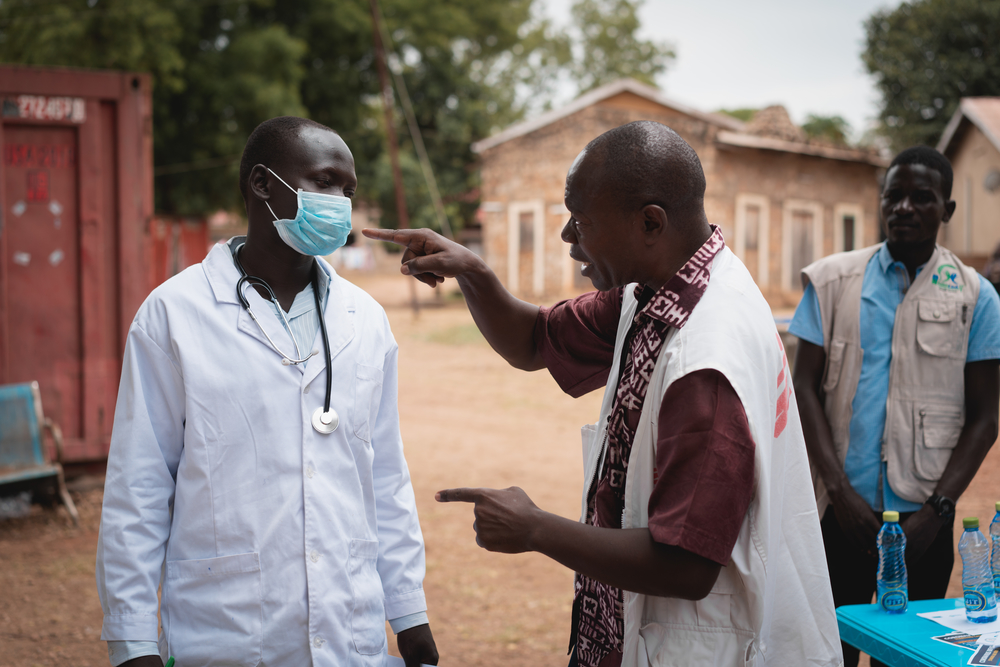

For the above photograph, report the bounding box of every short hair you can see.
[239,116,336,202]
[888,146,953,199]
[583,121,706,219]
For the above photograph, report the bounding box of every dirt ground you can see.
[1,269,998,667]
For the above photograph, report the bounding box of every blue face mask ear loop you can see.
[263,167,299,222]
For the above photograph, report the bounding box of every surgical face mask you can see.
[265,168,353,256]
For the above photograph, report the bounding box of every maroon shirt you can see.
[534,229,755,667]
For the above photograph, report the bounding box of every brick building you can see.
[472,78,888,304]
[937,97,1000,266]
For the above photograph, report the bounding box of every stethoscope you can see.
[234,244,339,434]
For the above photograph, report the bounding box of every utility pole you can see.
[370,0,418,314]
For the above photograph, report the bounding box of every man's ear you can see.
[249,164,272,201]
[942,198,956,223]
[641,204,668,242]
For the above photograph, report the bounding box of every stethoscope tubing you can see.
[234,244,334,420]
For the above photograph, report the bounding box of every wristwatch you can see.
[926,494,956,519]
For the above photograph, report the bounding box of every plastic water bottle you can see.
[960,517,998,623]
[877,510,908,614]
[990,503,1000,593]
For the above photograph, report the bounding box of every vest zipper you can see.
[962,304,968,325]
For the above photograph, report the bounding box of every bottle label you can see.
[965,589,988,611]
[880,590,907,611]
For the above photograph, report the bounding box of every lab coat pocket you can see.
[164,552,262,667]
[349,538,387,655]
[353,363,384,443]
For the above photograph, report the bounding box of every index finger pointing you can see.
[361,227,417,246]
[436,488,487,503]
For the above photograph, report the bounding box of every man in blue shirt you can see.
[791,146,1000,667]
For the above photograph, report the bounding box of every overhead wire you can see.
[372,3,455,241]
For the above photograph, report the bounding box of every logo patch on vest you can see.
[932,264,964,292]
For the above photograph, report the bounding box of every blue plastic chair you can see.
[0,381,79,525]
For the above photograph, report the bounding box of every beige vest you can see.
[801,244,979,510]
[581,247,842,667]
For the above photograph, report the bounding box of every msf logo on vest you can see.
[932,264,964,293]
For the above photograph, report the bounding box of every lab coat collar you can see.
[201,239,355,378]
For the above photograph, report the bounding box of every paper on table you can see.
[918,608,1000,635]
[386,656,436,667]
[980,632,1000,646]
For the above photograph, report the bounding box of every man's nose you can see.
[561,218,576,243]
[895,196,915,214]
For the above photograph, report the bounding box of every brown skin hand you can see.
[436,487,721,600]
[366,146,721,601]
[241,126,358,312]
[794,161,998,564]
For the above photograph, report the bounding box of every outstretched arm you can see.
[363,228,543,370]
[436,487,721,600]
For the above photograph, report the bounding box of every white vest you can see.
[580,247,842,667]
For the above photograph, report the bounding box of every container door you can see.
[3,125,82,447]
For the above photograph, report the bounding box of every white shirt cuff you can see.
[388,611,429,634]
[108,640,159,666]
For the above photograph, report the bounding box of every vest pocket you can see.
[164,552,262,667]
[349,538,387,655]
[913,404,963,481]
[916,300,961,358]
[822,340,847,392]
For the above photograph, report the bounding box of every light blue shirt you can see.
[790,244,1000,512]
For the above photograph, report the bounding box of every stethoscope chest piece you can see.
[312,406,339,434]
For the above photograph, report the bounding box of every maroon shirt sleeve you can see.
[533,287,624,398]
[647,368,755,566]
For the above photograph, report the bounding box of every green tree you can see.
[716,108,759,123]
[568,0,673,92]
[801,114,851,146]
[862,0,1000,150]
[0,0,569,227]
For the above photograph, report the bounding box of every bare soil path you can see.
[1,270,997,667]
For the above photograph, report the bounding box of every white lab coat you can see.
[96,242,427,666]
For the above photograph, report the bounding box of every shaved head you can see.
[572,121,707,223]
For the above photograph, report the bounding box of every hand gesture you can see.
[436,486,541,553]
[362,228,482,287]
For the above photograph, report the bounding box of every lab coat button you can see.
[304,385,310,394]
[306,464,315,479]
[313,636,323,648]
[310,549,320,563]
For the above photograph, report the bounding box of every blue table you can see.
[837,598,980,667]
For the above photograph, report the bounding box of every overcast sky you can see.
[538,0,901,138]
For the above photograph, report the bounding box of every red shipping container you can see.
[0,66,153,463]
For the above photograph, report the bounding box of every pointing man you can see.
[366,121,842,667]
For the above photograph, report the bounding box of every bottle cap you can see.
[964,517,980,529]
[883,511,899,522]
[996,501,1000,512]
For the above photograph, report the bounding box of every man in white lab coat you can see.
[96,116,438,667]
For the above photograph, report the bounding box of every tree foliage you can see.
[716,108,759,123]
[0,0,662,227]
[0,0,567,227]
[568,0,673,92]
[862,0,1000,151]
[801,114,851,146]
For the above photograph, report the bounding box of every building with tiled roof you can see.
[473,78,887,304]
[938,97,1000,265]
